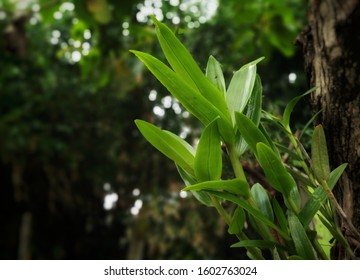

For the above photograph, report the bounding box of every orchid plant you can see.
[131,17,355,259]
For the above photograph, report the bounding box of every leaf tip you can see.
[149,15,160,25]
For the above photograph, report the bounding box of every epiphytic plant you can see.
[131,17,358,259]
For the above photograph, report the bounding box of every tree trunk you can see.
[298,0,360,259]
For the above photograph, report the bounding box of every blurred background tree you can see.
[0,0,308,259]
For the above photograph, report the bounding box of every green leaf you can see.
[312,125,330,182]
[282,88,315,129]
[259,123,280,157]
[299,163,348,227]
[231,240,277,249]
[288,212,316,259]
[176,164,213,207]
[226,57,264,123]
[206,55,226,95]
[317,215,342,244]
[182,178,250,197]
[163,131,196,156]
[151,17,231,121]
[244,75,262,127]
[256,143,285,193]
[228,206,245,234]
[130,52,234,145]
[131,51,220,125]
[256,144,290,194]
[209,191,290,240]
[235,112,270,156]
[194,118,222,182]
[256,143,301,212]
[251,183,274,222]
[328,163,347,189]
[272,198,288,234]
[235,75,263,155]
[135,120,195,176]
[299,110,323,140]
[231,240,289,253]
[299,187,327,227]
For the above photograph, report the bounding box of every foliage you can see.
[0,0,315,259]
[134,19,355,259]
[0,0,244,260]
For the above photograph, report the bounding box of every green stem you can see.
[210,195,264,260]
[288,132,317,186]
[211,195,231,224]
[226,144,277,244]
[227,144,246,181]
[287,196,300,215]
[312,238,329,260]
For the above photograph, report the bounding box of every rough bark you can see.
[298,0,360,258]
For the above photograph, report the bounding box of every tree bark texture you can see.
[298,0,360,258]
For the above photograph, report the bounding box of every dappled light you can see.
[2,0,358,261]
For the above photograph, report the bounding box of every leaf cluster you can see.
[132,19,353,259]
[132,18,354,259]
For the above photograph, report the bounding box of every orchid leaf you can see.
[228,206,246,234]
[194,118,222,182]
[226,57,264,124]
[235,112,270,156]
[236,75,263,155]
[151,16,231,121]
[312,125,330,182]
[135,120,195,176]
[206,55,226,95]
[251,183,274,222]
[182,178,250,197]
[288,212,316,259]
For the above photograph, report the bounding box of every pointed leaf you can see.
[206,55,226,95]
[299,187,327,227]
[231,240,289,253]
[259,123,280,157]
[228,206,245,234]
[209,191,290,240]
[226,57,264,123]
[135,120,195,175]
[236,75,262,155]
[288,212,316,259]
[299,110,323,140]
[176,164,213,207]
[182,178,250,197]
[282,88,315,129]
[299,163,348,227]
[164,131,195,156]
[244,75,262,126]
[272,198,288,234]
[328,163,347,189]
[131,51,219,125]
[231,240,276,248]
[152,17,231,121]
[312,125,330,182]
[256,143,301,212]
[251,183,274,222]
[194,118,222,182]
[235,112,270,156]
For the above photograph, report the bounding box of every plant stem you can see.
[289,132,317,186]
[227,144,246,181]
[211,195,231,224]
[210,195,264,260]
[311,237,329,260]
[226,144,277,245]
